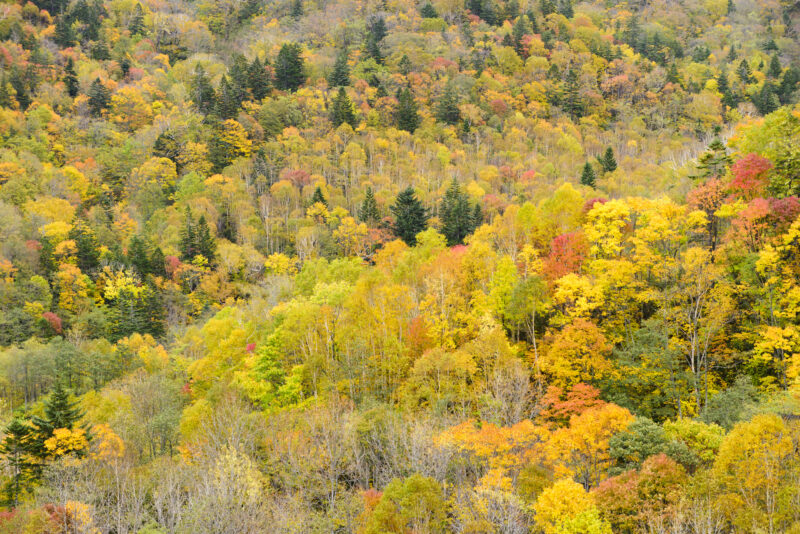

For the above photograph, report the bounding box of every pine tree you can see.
[778,66,800,105]
[196,216,216,261]
[598,147,617,173]
[580,162,596,187]
[540,0,556,16]
[726,44,737,62]
[359,186,380,223]
[0,418,38,508]
[120,56,131,78]
[365,34,384,64]
[32,382,85,438]
[752,82,779,115]
[727,0,735,14]
[247,57,271,100]
[69,222,100,273]
[440,179,474,246]
[215,75,239,119]
[666,63,681,85]
[391,187,429,246]
[512,16,529,56]
[436,82,461,125]
[290,0,303,18]
[179,207,197,261]
[328,50,350,87]
[331,87,357,127]
[88,78,110,116]
[368,16,388,42]
[0,74,12,108]
[396,87,420,133]
[559,0,573,18]
[311,185,328,207]
[274,43,306,92]
[471,203,483,230]
[63,57,79,97]
[54,16,75,48]
[129,3,146,35]
[420,2,438,18]
[398,54,412,76]
[128,236,150,276]
[561,68,584,118]
[150,246,167,278]
[737,59,753,84]
[695,137,731,179]
[191,64,216,114]
[768,54,782,78]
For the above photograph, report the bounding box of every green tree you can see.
[436,81,461,125]
[311,185,328,207]
[0,418,38,508]
[196,215,217,261]
[328,50,350,87]
[391,187,429,245]
[365,474,447,534]
[180,207,197,261]
[331,86,357,127]
[598,147,618,173]
[53,16,75,48]
[396,87,420,133]
[420,2,438,18]
[737,59,753,84]
[88,78,110,116]
[767,54,782,78]
[129,3,146,35]
[128,236,151,277]
[69,221,100,273]
[580,162,596,187]
[63,57,79,98]
[440,179,476,246]
[694,138,731,179]
[561,68,584,118]
[191,64,216,114]
[215,75,239,119]
[274,43,306,92]
[359,186,380,224]
[290,0,303,18]
[247,57,271,100]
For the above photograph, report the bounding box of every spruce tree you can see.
[512,16,529,56]
[196,215,216,261]
[32,382,85,438]
[471,203,483,230]
[737,59,753,84]
[368,16,388,42]
[215,75,239,119]
[128,236,150,276]
[191,64,216,114]
[0,74,12,108]
[752,82,779,115]
[398,54,412,76]
[274,43,306,92]
[69,222,100,273]
[120,56,131,78]
[598,147,618,173]
[365,34,384,64]
[561,68,584,118]
[440,179,474,246]
[359,186,380,224]
[150,246,167,278]
[328,50,350,87]
[396,87,420,133]
[695,138,731,179]
[580,162,596,187]
[331,87,357,127]
[778,66,800,105]
[64,57,79,98]
[540,0,556,16]
[54,16,75,48]
[666,63,681,85]
[247,57,271,100]
[311,185,328,207]
[290,0,303,18]
[0,418,38,508]
[179,208,196,261]
[129,3,146,35]
[88,77,110,116]
[420,2,438,18]
[768,54,782,78]
[391,187,429,246]
[436,82,461,125]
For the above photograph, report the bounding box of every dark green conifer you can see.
[328,50,351,87]
[359,186,380,223]
[391,187,429,246]
[396,87,420,133]
[274,43,306,92]
[436,81,461,125]
[580,162,596,187]
[63,57,79,97]
[331,87,357,127]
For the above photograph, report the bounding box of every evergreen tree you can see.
[471,202,483,229]
[179,207,197,261]
[726,44,737,62]
[129,3,146,35]
[0,418,38,508]
[561,68,584,118]
[559,0,573,18]
[512,16,529,56]
[727,0,735,14]
[398,54,413,76]
[9,67,32,110]
[215,75,239,119]
[331,87,357,127]
[768,54,782,78]
[368,16,388,42]
[420,2,438,18]
[365,34,384,64]
[436,82,461,125]
[91,40,111,61]
[153,131,181,167]
[311,185,328,207]
[580,162,596,187]
[540,0,556,16]
[63,57,79,98]
[440,179,474,246]
[396,87,420,133]
[247,57,271,100]
[196,215,216,261]
[718,70,738,109]
[150,246,167,278]
[0,74,12,108]
[53,16,75,48]
[89,78,111,116]
[32,382,85,439]
[598,147,618,173]
[328,50,350,87]
[69,222,100,273]
[752,81,779,115]
[391,187,429,246]
[128,236,150,276]
[290,0,303,18]
[666,63,682,85]
[120,56,131,78]
[778,66,800,105]
[274,43,306,92]
[695,137,731,179]
[737,59,753,84]
[191,64,216,114]
[359,186,380,224]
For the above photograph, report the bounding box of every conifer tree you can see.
[179,207,197,261]
[274,43,306,92]
[32,382,85,439]
[391,187,429,246]
[0,418,38,508]
[396,87,420,133]
[63,57,79,98]
[290,0,303,18]
[737,59,753,84]
[69,222,100,273]
[54,16,75,48]
[196,216,216,261]
[695,138,731,179]
[328,50,350,87]
[359,186,380,224]
[311,185,328,207]
[666,63,681,85]
[365,34,384,64]
[88,78,110,116]
[472,203,483,229]
[120,56,131,78]
[768,54,782,78]
[129,3,146,35]
[0,74,12,108]
[436,82,461,125]
[440,179,475,246]
[398,54,413,76]
[247,57,271,100]
[215,75,239,119]
[512,16,529,56]
[331,87,357,127]
[150,246,167,278]
[580,162,596,187]
[598,147,618,173]
[561,68,584,118]
[420,2,438,18]
[778,66,800,105]
[191,64,216,114]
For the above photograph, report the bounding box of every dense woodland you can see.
[0,0,800,532]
